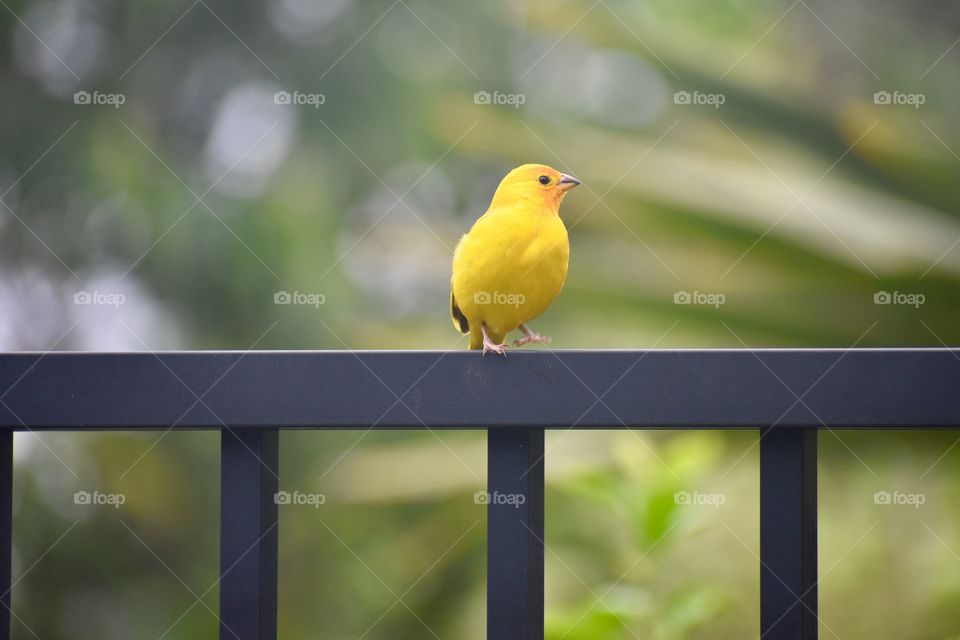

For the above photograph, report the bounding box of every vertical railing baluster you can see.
[761,428,818,640]
[487,428,544,640]
[220,429,279,640]
[0,432,10,640]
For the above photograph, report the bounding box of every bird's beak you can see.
[557,173,581,192]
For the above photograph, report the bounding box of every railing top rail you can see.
[1,349,958,430]
[4,347,958,355]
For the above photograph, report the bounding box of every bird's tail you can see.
[469,329,484,350]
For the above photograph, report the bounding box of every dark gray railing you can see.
[1,349,958,640]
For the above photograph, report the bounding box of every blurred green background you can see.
[2,0,960,638]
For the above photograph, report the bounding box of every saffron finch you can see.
[450,164,580,355]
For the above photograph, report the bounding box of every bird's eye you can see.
[538,175,550,185]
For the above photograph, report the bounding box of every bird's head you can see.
[489,163,581,213]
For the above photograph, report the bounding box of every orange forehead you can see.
[503,164,561,184]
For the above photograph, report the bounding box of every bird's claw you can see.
[482,342,508,356]
[513,333,551,347]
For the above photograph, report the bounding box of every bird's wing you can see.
[450,288,469,334]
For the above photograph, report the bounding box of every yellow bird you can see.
[450,164,580,355]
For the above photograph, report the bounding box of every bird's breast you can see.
[452,212,569,335]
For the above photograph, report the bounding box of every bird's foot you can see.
[513,333,550,347]
[480,323,508,356]
[482,339,508,356]
[513,324,551,347]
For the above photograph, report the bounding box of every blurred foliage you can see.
[2,0,960,638]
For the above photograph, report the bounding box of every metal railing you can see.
[1,348,958,640]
